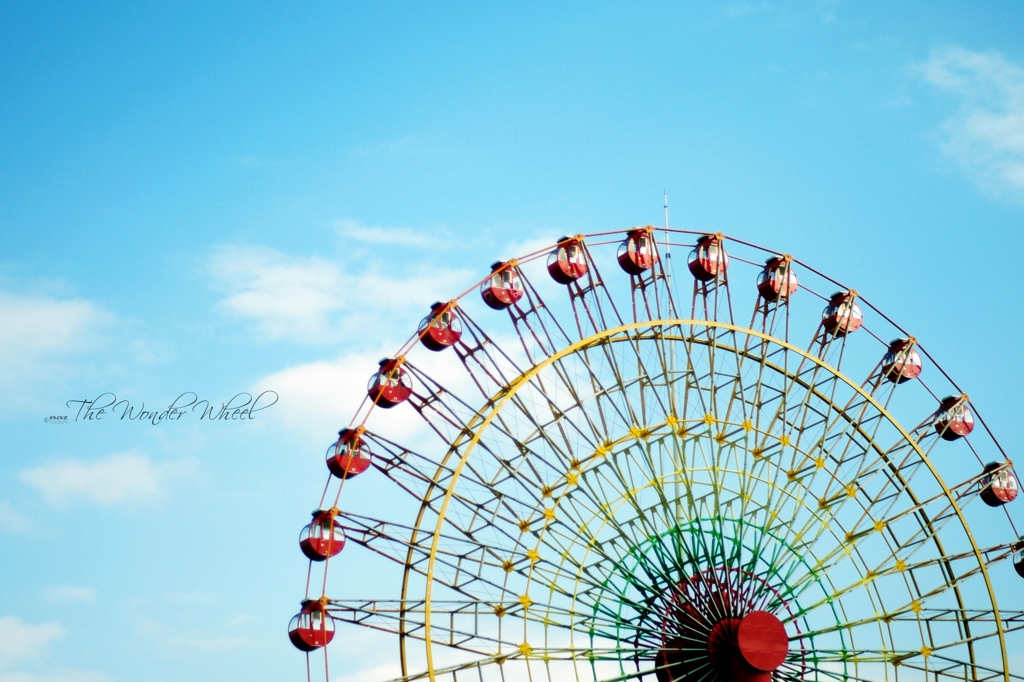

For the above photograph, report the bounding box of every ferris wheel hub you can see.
[659,608,789,682]
[736,610,789,671]
[656,568,790,682]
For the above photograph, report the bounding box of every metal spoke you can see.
[294,230,1021,682]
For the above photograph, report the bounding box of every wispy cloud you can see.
[330,664,403,682]
[724,2,773,18]
[253,334,487,448]
[233,154,263,169]
[19,452,195,507]
[0,618,63,670]
[209,246,345,342]
[0,672,111,682]
[813,0,839,23]
[321,626,403,681]
[166,591,217,603]
[0,502,30,533]
[166,636,249,650]
[351,134,426,156]
[41,587,96,604]
[130,614,252,654]
[0,617,107,682]
[208,245,472,345]
[254,350,429,446]
[333,219,446,248]
[918,46,1024,199]
[723,1,837,22]
[0,291,113,395]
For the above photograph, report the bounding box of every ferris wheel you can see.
[289,227,1024,682]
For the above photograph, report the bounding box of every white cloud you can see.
[352,134,420,155]
[227,614,257,625]
[0,618,63,669]
[0,618,108,682]
[19,452,195,507]
[246,231,569,449]
[41,586,95,604]
[331,663,402,682]
[242,232,582,447]
[334,219,446,248]
[0,291,112,394]
[254,333,489,448]
[234,154,262,168]
[254,356,364,439]
[724,1,838,22]
[724,2,774,18]
[0,292,109,357]
[0,502,30,533]
[255,350,429,447]
[166,636,249,650]
[326,625,403,682]
[166,591,217,603]
[209,246,344,341]
[918,46,1024,199]
[209,245,472,344]
[500,233,562,263]
[813,0,839,23]
[0,673,110,682]
[349,134,456,160]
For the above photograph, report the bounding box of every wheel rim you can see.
[294,230,1021,682]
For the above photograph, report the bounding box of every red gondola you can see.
[326,428,372,478]
[1015,542,1024,578]
[618,228,659,275]
[881,338,923,384]
[934,395,974,441]
[980,462,1018,507]
[288,599,335,651]
[367,358,412,408]
[480,262,525,310]
[418,301,462,351]
[687,234,729,282]
[821,291,863,336]
[299,509,346,561]
[756,256,797,301]
[547,237,588,284]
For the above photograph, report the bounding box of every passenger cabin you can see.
[980,462,1018,507]
[618,228,659,275]
[821,291,863,336]
[326,428,372,478]
[288,600,335,651]
[756,256,797,302]
[934,395,974,441]
[418,302,462,351]
[547,237,589,284]
[881,338,923,384]
[687,234,729,282]
[299,509,346,561]
[367,358,412,408]
[480,262,525,310]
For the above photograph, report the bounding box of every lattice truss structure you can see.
[289,229,1024,682]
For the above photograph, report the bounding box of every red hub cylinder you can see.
[656,601,789,682]
[733,610,789,681]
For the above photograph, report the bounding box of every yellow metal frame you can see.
[413,319,1006,681]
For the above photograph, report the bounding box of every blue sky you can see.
[2,2,1024,681]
